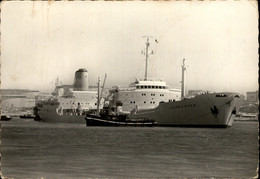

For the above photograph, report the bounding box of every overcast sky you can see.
[1,1,258,95]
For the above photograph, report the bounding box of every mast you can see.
[97,77,101,113]
[181,59,187,98]
[100,73,107,102]
[144,38,150,81]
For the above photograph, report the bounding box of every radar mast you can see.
[142,36,153,81]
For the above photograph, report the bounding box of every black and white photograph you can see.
[0,1,258,178]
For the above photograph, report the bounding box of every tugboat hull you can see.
[1,115,12,121]
[86,114,156,127]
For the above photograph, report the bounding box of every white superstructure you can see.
[108,37,181,112]
[38,69,102,123]
[109,79,181,112]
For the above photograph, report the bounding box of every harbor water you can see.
[1,118,258,178]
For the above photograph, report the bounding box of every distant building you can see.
[246,91,259,103]
[0,89,40,111]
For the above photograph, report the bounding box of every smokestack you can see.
[73,68,89,91]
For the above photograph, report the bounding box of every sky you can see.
[1,1,258,95]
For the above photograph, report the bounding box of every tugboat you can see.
[1,109,12,121]
[86,76,157,127]
[86,103,157,127]
[1,115,12,121]
[20,110,35,119]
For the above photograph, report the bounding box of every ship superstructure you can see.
[109,80,181,112]
[38,68,102,123]
[108,37,181,112]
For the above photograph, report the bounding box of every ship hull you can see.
[128,92,241,127]
[38,110,85,124]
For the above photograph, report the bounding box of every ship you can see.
[1,115,12,121]
[1,109,12,121]
[127,92,241,127]
[86,91,241,127]
[107,37,181,112]
[37,69,104,123]
[85,41,242,127]
[126,58,242,127]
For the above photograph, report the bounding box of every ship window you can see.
[155,86,158,89]
[137,86,140,89]
[144,101,146,103]
[95,103,97,105]
[159,86,162,89]
[133,101,135,103]
[153,101,155,104]
[152,86,154,89]
[148,86,151,89]
[144,86,147,88]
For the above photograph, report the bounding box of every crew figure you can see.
[77,103,82,115]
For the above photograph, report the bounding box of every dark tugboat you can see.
[1,115,12,121]
[85,77,156,127]
[86,107,156,127]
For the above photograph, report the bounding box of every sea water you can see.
[1,118,258,178]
